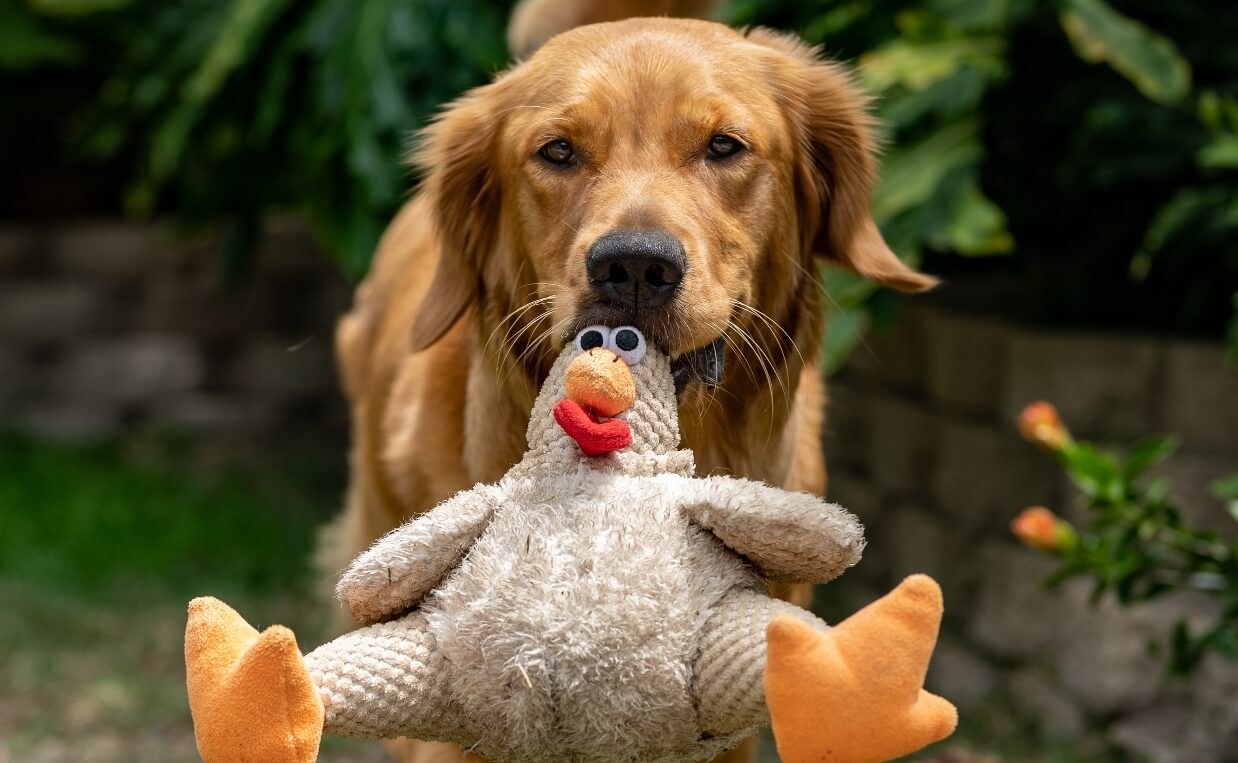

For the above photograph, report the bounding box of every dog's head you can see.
[409,18,934,382]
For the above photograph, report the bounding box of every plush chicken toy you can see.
[185,325,957,763]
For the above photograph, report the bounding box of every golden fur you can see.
[328,15,933,763]
[507,0,723,57]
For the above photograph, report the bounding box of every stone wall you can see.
[824,302,1238,762]
[0,220,351,449]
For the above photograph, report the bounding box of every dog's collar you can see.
[671,338,726,393]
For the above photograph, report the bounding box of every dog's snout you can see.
[586,230,686,310]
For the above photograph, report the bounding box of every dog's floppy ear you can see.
[408,83,505,352]
[749,29,937,292]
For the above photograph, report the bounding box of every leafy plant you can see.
[0,0,81,69]
[1012,402,1238,674]
[729,0,1238,369]
[3,0,513,277]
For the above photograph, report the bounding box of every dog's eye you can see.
[539,139,575,165]
[608,326,647,366]
[575,325,608,352]
[707,135,744,160]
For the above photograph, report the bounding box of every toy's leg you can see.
[185,597,324,763]
[693,587,825,736]
[765,575,958,763]
[304,611,464,743]
[186,599,463,763]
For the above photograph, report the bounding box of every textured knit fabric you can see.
[300,341,865,762]
[682,478,866,583]
[305,612,468,742]
[336,486,505,627]
[694,589,826,737]
[301,590,829,762]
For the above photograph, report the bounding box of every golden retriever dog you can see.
[327,8,935,763]
[506,0,723,56]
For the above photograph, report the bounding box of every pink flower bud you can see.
[1018,401,1072,452]
[1011,506,1075,553]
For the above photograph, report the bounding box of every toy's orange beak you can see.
[564,348,636,416]
[553,348,635,457]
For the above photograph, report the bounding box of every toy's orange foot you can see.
[765,575,958,763]
[185,597,324,763]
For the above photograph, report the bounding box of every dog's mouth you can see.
[670,338,726,393]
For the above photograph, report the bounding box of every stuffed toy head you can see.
[521,324,692,475]
[184,327,956,763]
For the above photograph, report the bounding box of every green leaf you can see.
[1061,442,1121,500]
[925,0,1030,30]
[1134,188,1238,281]
[1059,0,1191,105]
[0,0,80,69]
[822,304,871,376]
[821,264,880,308]
[879,66,990,129]
[944,179,1014,255]
[1123,436,1179,481]
[1144,476,1172,506]
[149,0,294,180]
[1199,134,1238,169]
[872,118,983,223]
[26,0,132,14]
[859,35,1005,93]
[1043,557,1091,589]
[1196,91,1238,135]
[799,0,872,44]
[1210,474,1238,525]
[1210,473,1238,501]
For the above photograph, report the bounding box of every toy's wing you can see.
[335,485,501,625]
[680,476,865,583]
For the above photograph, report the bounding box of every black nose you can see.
[586,230,686,310]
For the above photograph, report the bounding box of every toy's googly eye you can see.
[575,325,608,352]
[608,326,646,365]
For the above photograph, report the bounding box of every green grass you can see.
[0,435,326,597]
[0,433,386,762]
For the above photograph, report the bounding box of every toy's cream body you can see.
[306,341,864,762]
[185,327,956,763]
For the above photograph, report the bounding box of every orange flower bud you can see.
[1018,401,1071,452]
[1011,506,1076,554]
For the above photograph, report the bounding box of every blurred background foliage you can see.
[0,0,514,277]
[2,0,1236,365]
[727,0,1238,370]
